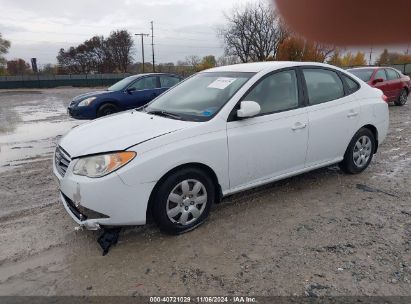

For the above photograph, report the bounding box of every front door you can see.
[123,76,162,108]
[373,69,390,98]
[227,69,308,190]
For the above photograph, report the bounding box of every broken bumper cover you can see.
[53,159,156,230]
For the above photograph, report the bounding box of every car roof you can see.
[128,73,180,79]
[204,61,345,73]
[348,67,379,70]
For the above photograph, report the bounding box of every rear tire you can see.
[152,168,215,235]
[394,89,408,106]
[339,128,376,174]
[97,103,118,117]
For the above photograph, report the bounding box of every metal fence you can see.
[0,73,132,89]
[1,63,410,90]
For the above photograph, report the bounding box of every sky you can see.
[0,0,257,67]
[1,0,409,68]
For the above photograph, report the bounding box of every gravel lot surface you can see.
[0,88,410,296]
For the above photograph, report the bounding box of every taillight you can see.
[382,94,388,103]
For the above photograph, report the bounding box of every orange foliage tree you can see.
[276,35,335,62]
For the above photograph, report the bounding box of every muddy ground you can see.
[0,88,410,296]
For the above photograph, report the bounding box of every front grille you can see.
[55,146,71,177]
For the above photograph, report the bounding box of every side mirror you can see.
[373,78,384,85]
[126,87,137,94]
[237,101,261,118]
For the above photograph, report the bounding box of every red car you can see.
[348,67,410,106]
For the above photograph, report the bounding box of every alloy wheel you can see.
[166,179,208,226]
[400,90,408,105]
[353,135,372,168]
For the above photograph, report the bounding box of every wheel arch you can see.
[96,100,120,116]
[146,162,223,222]
[361,124,379,153]
[97,99,119,110]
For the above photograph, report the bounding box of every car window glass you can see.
[347,69,373,82]
[342,74,360,93]
[160,76,180,88]
[386,69,399,80]
[129,77,157,90]
[303,69,344,105]
[374,69,387,81]
[242,70,299,115]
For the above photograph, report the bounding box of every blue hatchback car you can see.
[68,73,182,119]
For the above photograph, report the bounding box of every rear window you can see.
[386,69,400,80]
[341,74,360,94]
[303,69,344,105]
[347,69,374,82]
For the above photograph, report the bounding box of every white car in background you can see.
[54,62,389,234]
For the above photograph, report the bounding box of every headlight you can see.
[72,152,136,178]
[78,97,97,107]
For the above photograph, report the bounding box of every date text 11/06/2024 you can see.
[149,296,257,303]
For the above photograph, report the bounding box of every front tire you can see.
[152,168,215,235]
[339,128,376,174]
[394,89,408,106]
[97,103,118,118]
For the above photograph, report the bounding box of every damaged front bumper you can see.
[53,151,156,230]
[60,192,104,230]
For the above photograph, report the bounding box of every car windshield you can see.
[107,76,137,91]
[347,69,374,82]
[145,72,255,121]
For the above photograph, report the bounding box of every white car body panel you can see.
[227,107,308,190]
[59,111,195,157]
[54,62,389,229]
[305,94,360,167]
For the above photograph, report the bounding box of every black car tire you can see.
[152,167,215,235]
[339,128,376,174]
[97,103,118,118]
[394,89,408,106]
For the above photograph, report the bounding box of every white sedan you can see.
[54,62,389,234]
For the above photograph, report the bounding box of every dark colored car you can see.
[68,73,182,119]
[348,67,410,106]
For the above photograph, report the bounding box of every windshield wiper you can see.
[147,110,183,120]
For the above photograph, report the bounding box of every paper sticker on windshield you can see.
[208,77,237,90]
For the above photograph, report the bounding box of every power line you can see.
[369,46,373,65]
[135,33,150,72]
[151,21,155,73]
[146,43,222,49]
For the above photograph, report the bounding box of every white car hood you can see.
[59,111,194,158]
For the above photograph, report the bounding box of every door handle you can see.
[347,111,359,118]
[292,122,307,131]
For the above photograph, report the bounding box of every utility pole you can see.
[135,33,150,73]
[151,21,155,73]
[406,43,410,55]
[369,46,373,66]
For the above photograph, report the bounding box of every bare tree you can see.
[57,30,134,74]
[0,33,11,66]
[219,1,289,63]
[106,30,134,73]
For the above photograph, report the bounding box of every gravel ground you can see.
[0,88,410,296]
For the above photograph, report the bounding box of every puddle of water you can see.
[0,100,86,172]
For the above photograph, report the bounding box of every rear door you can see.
[227,69,309,190]
[385,68,403,100]
[302,68,361,167]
